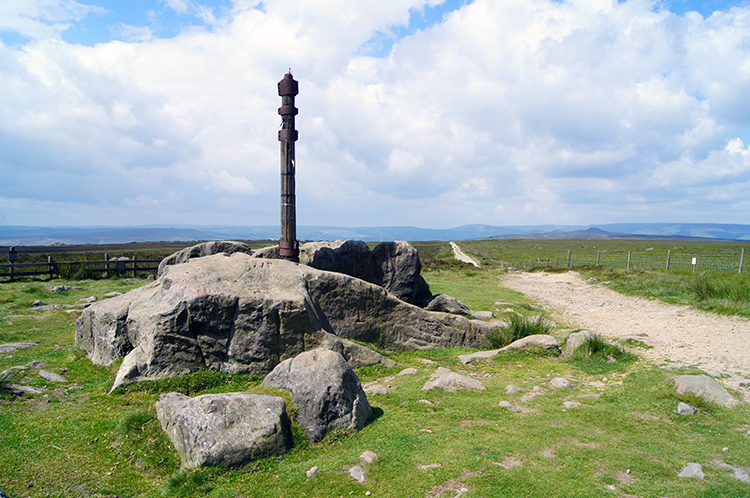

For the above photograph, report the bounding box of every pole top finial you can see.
[278,72,298,97]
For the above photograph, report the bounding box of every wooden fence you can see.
[0,257,161,281]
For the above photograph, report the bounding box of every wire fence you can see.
[506,248,748,274]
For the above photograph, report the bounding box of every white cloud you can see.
[0,0,102,40]
[1,0,750,227]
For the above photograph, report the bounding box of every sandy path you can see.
[451,242,479,267]
[502,271,750,399]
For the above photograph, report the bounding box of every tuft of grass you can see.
[487,314,551,349]
[0,369,18,399]
[567,333,638,374]
[619,338,654,349]
[113,370,264,396]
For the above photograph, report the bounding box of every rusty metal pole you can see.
[278,72,299,262]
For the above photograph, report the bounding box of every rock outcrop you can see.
[262,349,371,442]
[157,241,254,277]
[76,253,495,390]
[254,240,433,307]
[155,392,292,468]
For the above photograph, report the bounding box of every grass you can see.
[566,333,639,375]
[487,314,552,349]
[1,267,750,497]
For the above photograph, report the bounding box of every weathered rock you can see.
[676,402,696,415]
[39,370,66,383]
[0,343,38,354]
[565,330,598,354]
[421,367,486,392]
[398,367,418,376]
[360,450,378,466]
[425,295,472,316]
[78,254,493,390]
[349,465,366,483]
[562,401,581,409]
[550,377,573,389]
[506,385,521,394]
[306,466,319,478]
[678,463,705,479]
[155,392,292,468]
[501,334,559,352]
[158,240,254,277]
[255,239,433,307]
[674,375,733,405]
[261,349,372,443]
[372,241,432,307]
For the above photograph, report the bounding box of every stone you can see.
[365,385,389,395]
[676,402,696,415]
[76,255,493,390]
[417,399,433,406]
[421,367,486,392]
[565,330,598,355]
[256,239,434,307]
[0,343,38,354]
[306,466,318,478]
[500,334,559,352]
[102,291,123,297]
[262,349,372,443]
[678,463,705,479]
[47,285,81,292]
[425,294,472,316]
[398,367,418,376]
[5,384,45,395]
[79,296,97,303]
[498,401,513,409]
[155,392,292,468]
[562,401,581,409]
[506,385,521,394]
[38,370,66,382]
[550,377,573,389]
[349,465,366,483]
[471,311,494,320]
[674,375,733,405]
[360,451,378,466]
[157,240,254,277]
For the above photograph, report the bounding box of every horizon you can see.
[2,0,750,228]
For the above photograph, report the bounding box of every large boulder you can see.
[674,374,733,405]
[262,349,371,442]
[158,241,254,277]
[155,392,292,468]
[425,295,472,316]
[253,239,433,307]
[372,241,432,307]
[75,254,494,390]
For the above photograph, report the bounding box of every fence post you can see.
[556,256,559,268]
[105,253,109,277]
[627,250,632,271]
[740,248,745,274]
[566,250,571,269]
[48,256,54,279]
[596,250,600,266]
[666,250,671,271]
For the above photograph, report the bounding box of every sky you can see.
[1,0,749,229]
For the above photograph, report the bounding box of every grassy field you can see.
[2,264,750,497]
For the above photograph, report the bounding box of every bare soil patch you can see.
[503,271,750,400]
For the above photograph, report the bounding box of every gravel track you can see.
[502,270,750,400]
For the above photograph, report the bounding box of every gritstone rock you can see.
[158,240,254,277]
[155,392,292,468]
[425,294,473,316]
[565,330,599,355]
[261,348,372,443]
[674,374,733,405]
[255,239,433,307]
[678,463,705,479]
[550,377,573,389]
[457,334,558,364]
[421,367,486,392]
[76,254,494,390]
[676,402,696,415]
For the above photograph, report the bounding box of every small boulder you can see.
[155,392,292,468]
[360,451,378,466]
[565,330,598,355]
[262,349,372,443]
[549,377,573,389]
[506,385,521,394]
[39,370,67,383]
[500,334,559,352]
[676,402,696,415]
[678,463,705,479]
[421,367,486,392]
[306,466,318,478]
[425,295,472,316]
[349,465,367,483]
[562,401,581,409]
[674,375,733,405]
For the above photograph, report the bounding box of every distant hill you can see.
[1,223,749,247]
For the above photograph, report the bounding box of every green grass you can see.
[566,333,639,375]
[2,270,750,497]
[487,314,552,349]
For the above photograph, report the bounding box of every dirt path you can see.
[502,270,750,399]
[450,242,479,267]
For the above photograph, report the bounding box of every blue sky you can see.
[1,0,750,229]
